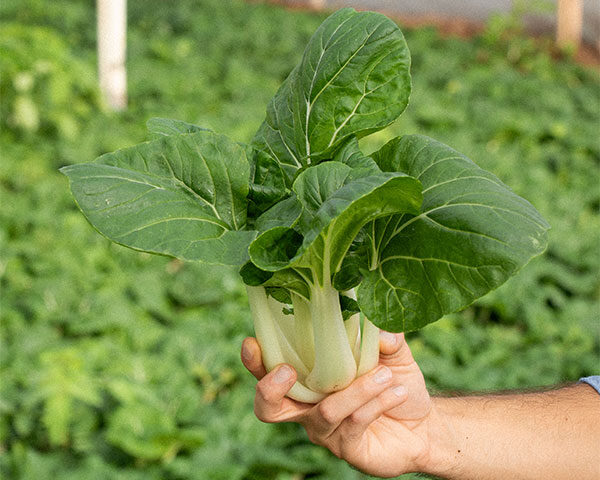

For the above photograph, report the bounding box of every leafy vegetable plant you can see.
[61,9,549,403]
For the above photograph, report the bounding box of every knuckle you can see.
[255,381,272,402]
[317,401,339,425]
[305,428,322,446]
[253,384,277,423]
[348,409,366,426]
[356,375,380,398]
[357,377,375,396]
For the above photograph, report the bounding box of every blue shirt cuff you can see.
[578,375,600,394]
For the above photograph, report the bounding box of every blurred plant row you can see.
[1,0,598,478]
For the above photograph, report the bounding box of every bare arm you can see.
[241,333,600,479]
[427,384,600,480]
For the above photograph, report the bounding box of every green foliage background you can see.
[1,0,598,478]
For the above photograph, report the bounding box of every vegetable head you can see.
[61,9,549,402]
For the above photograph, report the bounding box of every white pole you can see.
[308,0,326,8]
[97,0,127,110]
[556,0,583,50]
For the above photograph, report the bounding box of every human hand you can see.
[241,332,437,478]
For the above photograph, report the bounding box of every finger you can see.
[307,365,394,438]
[379,331,402,355]
[254,364,311,423]
[340,384,409,441]
[241,337,267,379]
[379,331,415,366]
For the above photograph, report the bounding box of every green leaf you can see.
[254,195,303,232]
[293,161,355,231]
[332,234,370,291]
[339,294,360,320]
[252,8,411,182]
[359,135,550,332]
[249,226,303,271]
[264,269,312,301]
[265,287,293,305]
[61,131,256,266]
[240,260,311,300]
[249,162,422,286]
[294,164,422,283]
[146,117,210,139]
[239,261,274,286]
[247,147,290,221]
[333,136,381,179]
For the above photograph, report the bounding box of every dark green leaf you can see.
[293,161,354,231]
[252,8,411,182]
[358,135,550,332]
[294,163,422,282]
[248,227,303,271]
[240,260,312,300]
[339,294,360,320]
[248,162,422,286]
[247,147,290,220]
[61,131,256,265]
[254,195,303,232]
[265,287,292,304]
[333,136,381,179]
[239,261,274,286]
[264,269,312,300]
[332,236,370,291]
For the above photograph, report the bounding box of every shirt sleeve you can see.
[578,376,600,394]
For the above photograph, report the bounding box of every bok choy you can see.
[61,9,549,403]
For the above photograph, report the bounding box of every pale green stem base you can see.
[246,285,380,404]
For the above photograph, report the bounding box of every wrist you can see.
[413,397,464,479]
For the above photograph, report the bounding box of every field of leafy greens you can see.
[1,0,599,479]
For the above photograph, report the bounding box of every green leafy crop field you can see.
[1,0,598,478]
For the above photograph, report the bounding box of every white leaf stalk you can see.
[246,283,380,403]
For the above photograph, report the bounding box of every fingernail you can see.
[241,342,252,362]
[379,331,397,345]
[273,365,292,384]
[392,385,407,397]
[373,366,392,384]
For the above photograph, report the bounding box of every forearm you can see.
[423,384,600,480]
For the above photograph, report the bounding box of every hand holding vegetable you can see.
[242,335,600,480]
[241,331,437,478]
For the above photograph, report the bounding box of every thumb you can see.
[378,331,432,422]
[379,331,416,367]
[254,364,297,422]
